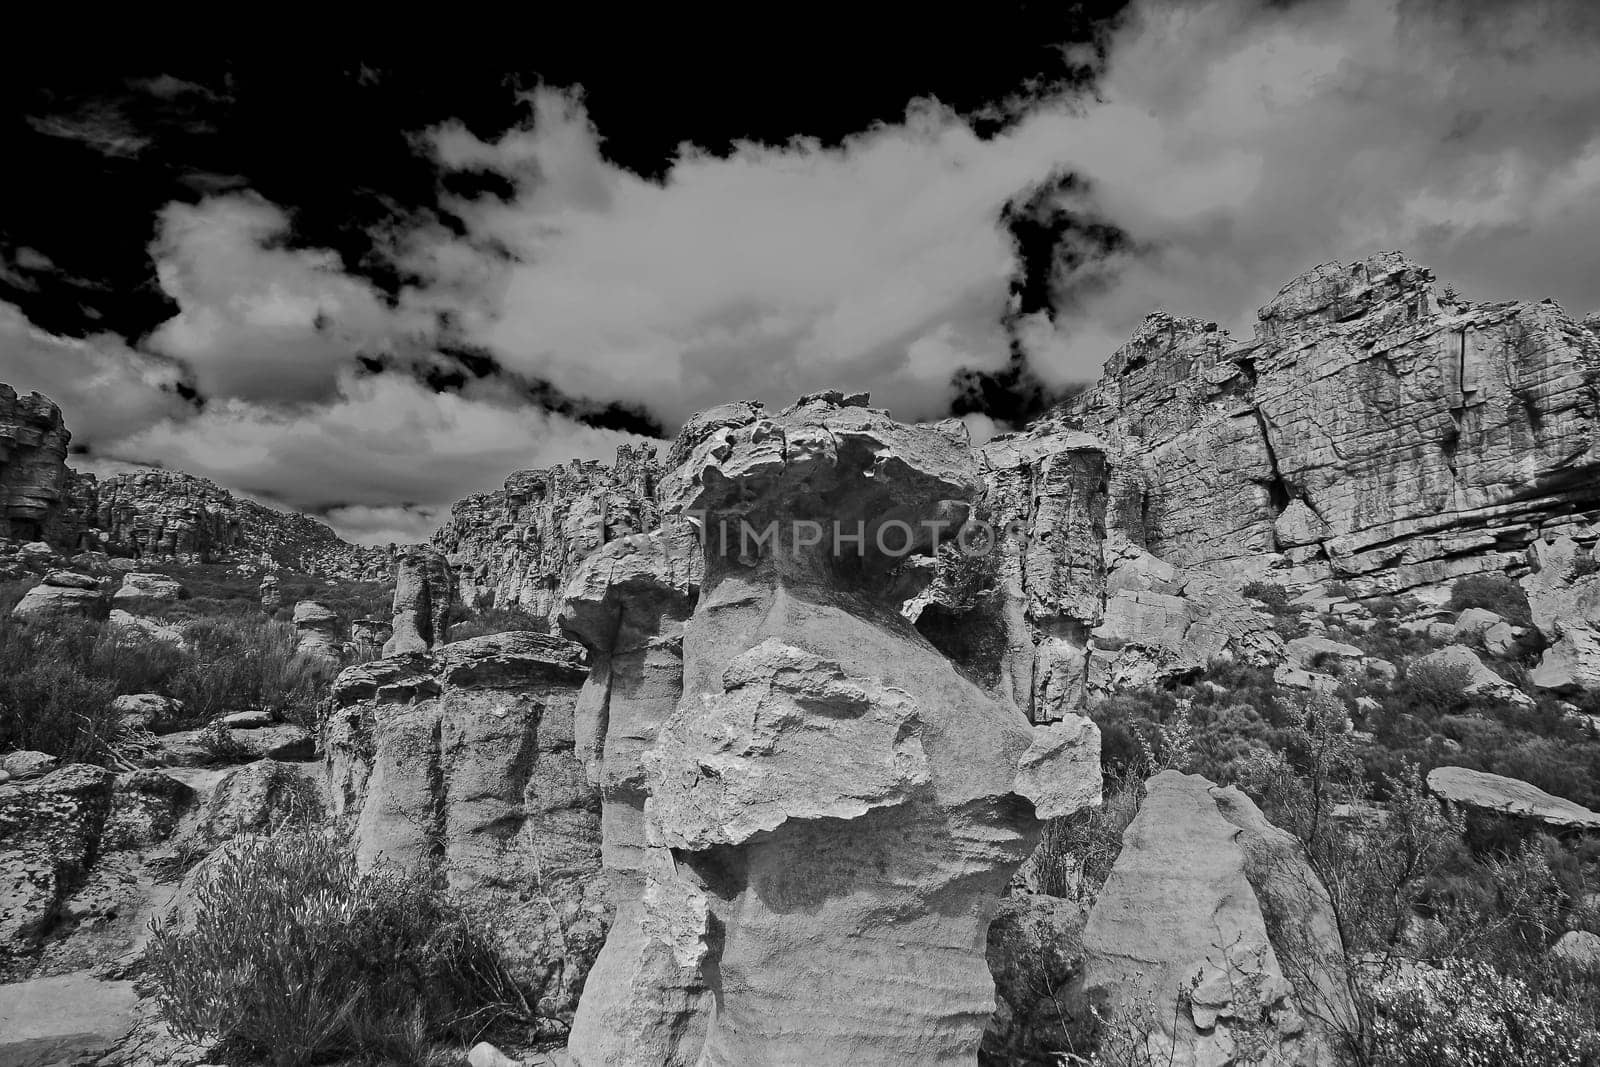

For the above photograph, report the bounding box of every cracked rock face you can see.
[1522,535,1600,692]
[0,386,71,544]
[323,631,606,1027]
[564,393,1100,1066]
[383,544,453,655]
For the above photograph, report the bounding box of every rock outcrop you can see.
[1079,771,1352,1067]
[1061,253,1600,597]
[434,444,661,627]
[111,571,186,613]
[324,631,607,1028]
[562,393,1101,1066]
[1426,765,1600,831]
[292,600,342,665]
[0,385,72,544]
[382,544,452,655]
[1522,534,1600,691]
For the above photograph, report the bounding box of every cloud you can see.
[104,370,651,542]
[0,301,191,447]
[397,88,1095,427]
[145,195,431,405]
[1012,0,1600,379]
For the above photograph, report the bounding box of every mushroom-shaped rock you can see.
[607,394,1079,1066]
[292,600,342,664]
[111,571,187,612]
[1426,766,1600,831]
[383,543,453,655]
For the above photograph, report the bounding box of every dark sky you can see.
[2,1,1598,544]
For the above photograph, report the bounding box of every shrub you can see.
[145,830,527,1066]
[448,607,550,642]
[1448,574,1532,626]
[1242,580,1292,611]
[1366,956,1598,1066]
[1032,770,1145,901]
[170,617,332,727]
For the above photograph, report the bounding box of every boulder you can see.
[1453,607,1503,636]
[1078,771,1352,1067]
[11,576,107,621]
[198,759,321,842]
[1481,621,1518,656]
[981,894,1091,1063]
[1522,537,1600,692]
[110,572,186,612]
[1552,930,1600,971]
[0,764,116,963]
[42,569,96,590]
[258,573,281,610]
[383,544,453,655]
[0,751,58,779]
[1414,644,1533,707]
[1426,765,1600,831]
[111,694,183,733]
[325,630,606,1027]
[107,608,186,646]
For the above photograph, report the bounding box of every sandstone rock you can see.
[11,575,107,621]
[1063,253,1600,597]
[618,393,1083,1065]
[1014,716,1104,819]
[111,694,183,733]
[1415,644,1532,706]
[1553,930,1600,970]
[198,759,321,842]
[42,569,96,590]
[981,894,1090,1063]
[0,386,72,544]
[468,1043,525,1067]
[325,631,606,1026]
[1453,606,1503,636]
[558,527,710,1066]
[0,751,58,779]
[108,608,186,647]
[111,571,186,612]
[219,710,272,729]
[1482,621,1518,656]
[434,444,661,627]
[0,764,116,965]
[350,617,391,658]
[1522,536,1600,692]
[1079,771,1350,1067]
[292,599,342,664]
[159,724,313,764]
[383,544,452,655]
[258,573,281,610]
[1427,765,1600,831]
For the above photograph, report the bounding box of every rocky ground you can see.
[1,251,1599,1065]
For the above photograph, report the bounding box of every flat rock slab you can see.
[0,973,136,1066]
[1427,765,1600,831]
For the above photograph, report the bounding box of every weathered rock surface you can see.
[1427,765,1600,831]
[1522,535,1600,691]
[198,759,322,843]
[111,571,186,612]
[1062,253,1600,598]
[325,630,606,1028]
[981,893,1090,1065]
[0,385,72,544]
[1553,930,1600,970]
[568,393,1099,1066]
[1079,771,1350,1067]
[11,571,107,621]
[292,599,342,664]
[435,444,661,627]
[382,543,453,655]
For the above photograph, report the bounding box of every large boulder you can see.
[1078,771,1352,1067]
[110,571,186,613]
[325,630,606,1028]
[11,572,107,621]
[568,393,1100,1066]
[1426,765,1600,832]
[1414,644,1533,707]
[1522,536,1600,692]
[198,759,322,843]
[292,600,342,665]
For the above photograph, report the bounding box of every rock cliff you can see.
[0,385,72,544]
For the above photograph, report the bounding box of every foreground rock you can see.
[325,630,606,1029]
[1079,771,1352,1066]
[566,393,1100,1066]
[1427,765,1600,831]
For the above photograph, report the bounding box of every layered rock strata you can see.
[0,386,72,544]
[323,631,607,1026]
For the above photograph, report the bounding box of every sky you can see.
[2,0,1599,545]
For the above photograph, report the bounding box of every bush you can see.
[1242,580,1292,611]
[448,607,550,642]
[1367,956,1599,1066]
[1448,574,1532,626]
[145,830,528,1066]
[170,617,333,728]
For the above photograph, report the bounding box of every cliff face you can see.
[0,386,72,543]
[1065,252,1600,593]
[432,444,660,627]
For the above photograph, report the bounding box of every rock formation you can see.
[1079,771,1353,1067]
[292,600,343,665]
[258,573,281,611]
[1521,534,1600,691]
[1426,765,1600,831]
[0,385,72,544]
[324,631,607,1026]
[434,444,661,627]
[560,392,1101,1066]
[11,571,107,621]
[383,544,453,655]
[111,571,187,613]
